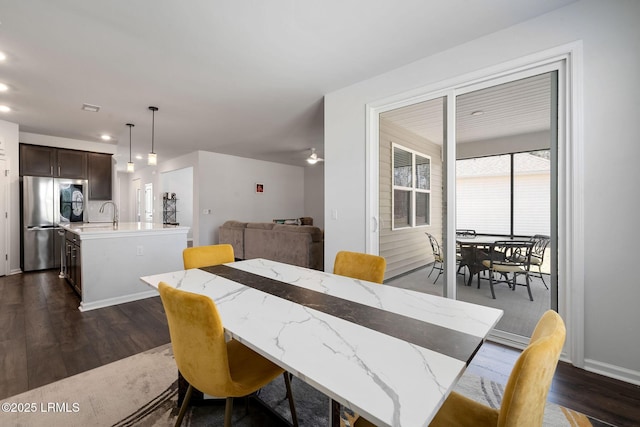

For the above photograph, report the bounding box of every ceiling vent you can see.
[81,103,101,112]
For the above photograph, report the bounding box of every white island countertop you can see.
[59,221,189,311]
[60,222,189,239]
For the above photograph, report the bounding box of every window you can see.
[456,150,550,236]
[392,144,431,229]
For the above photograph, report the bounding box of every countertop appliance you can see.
[21,176,88,271]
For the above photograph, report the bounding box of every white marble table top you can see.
[141,258,502,427]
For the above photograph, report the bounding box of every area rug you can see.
[0,344,611,427]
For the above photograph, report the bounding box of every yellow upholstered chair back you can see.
[356,310,566,427]
[333,251,386,284]
[158,282,237,396]
[183,244,234,269]
[498,309,566,427]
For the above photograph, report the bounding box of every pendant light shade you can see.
[126,123,135,173]
[148,106,158,166]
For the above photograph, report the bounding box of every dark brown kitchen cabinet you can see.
[88,152,112,200]
[56,148,87,178]
[20,144,56,176]
[65,231,81,295]
[20,144,87,178]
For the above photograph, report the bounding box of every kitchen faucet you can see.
[99,201,119,226]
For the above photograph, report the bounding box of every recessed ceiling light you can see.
[101,134,111,141]
[0,105,11,113]
[0,83,8,92]
[471,110,484,116]
[0,52,6,61]
[135,154,143,160]
[81,103,100,112]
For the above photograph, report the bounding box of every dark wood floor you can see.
[1,270,638,426]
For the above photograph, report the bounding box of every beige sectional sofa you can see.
[219,220,324,270]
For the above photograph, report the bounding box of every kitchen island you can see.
[60,222,189,311]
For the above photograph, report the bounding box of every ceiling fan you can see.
[307,148,324,164]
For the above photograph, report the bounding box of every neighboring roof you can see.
[457,153,550,178]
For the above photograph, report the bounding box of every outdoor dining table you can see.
[141,258,503,427]
[456,235,520,286]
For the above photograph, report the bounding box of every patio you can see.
[385,262,551,338]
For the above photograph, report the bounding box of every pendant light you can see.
[148,106,158,165]
[126,123,135,173]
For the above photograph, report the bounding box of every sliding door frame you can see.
[365,41,584,366]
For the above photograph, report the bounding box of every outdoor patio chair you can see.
[482,240,535,300]
[528,234,551,289]
[425,232,444,284]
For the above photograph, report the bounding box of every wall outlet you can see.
[202,209,211,215]
[136,246,144,256]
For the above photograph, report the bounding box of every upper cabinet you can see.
[20,143,113,200]
[56,148,87,178]
[20,144,56,176]
[20,144,87,178]
[87,152,112,200]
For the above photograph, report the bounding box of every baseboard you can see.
[78,290,159,312]
[583,358,640,386]
[491,330,640,386]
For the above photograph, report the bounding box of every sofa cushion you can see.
[272,224,323,242]
[222,220,248,229]
[246,222,276,230]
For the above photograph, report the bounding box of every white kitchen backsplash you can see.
[85,200,116,223]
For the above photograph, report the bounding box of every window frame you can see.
[391,143,432,230]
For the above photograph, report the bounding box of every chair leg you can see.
[428,263,436,278]
[538,265,549,289]
[224,397,234,427]
[283,372,299,427]
[488,271,496,299]
[525,273,534,301]
[174,383,193,427]
[433,264,443,284]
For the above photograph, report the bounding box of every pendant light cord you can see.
[149,106,158,154]
[126,123,134,162]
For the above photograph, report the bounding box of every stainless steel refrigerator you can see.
[21,176,87,271]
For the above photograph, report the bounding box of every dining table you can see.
[456,235,521,287]
[141,258,503,427]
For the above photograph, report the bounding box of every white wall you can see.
[1,120,20,274]
[160,167,194,239]
[324,0,640,383]
[198,151,305,245]
[304,164,325,230]
[120,150,306,247]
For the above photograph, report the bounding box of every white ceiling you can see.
[0,0,574,168]
[381,73,552,144]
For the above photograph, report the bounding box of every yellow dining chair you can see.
[183,244,235,269]
[353,310,566,427]
[158,282,298,427]
[333,250,386,284]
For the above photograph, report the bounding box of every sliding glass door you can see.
[374,70,559,343]
[454,71,558,341]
